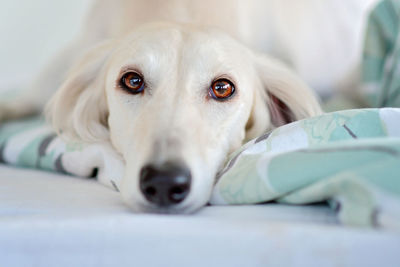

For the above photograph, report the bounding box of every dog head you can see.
[47,22,321,213]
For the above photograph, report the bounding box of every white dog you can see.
[0,0,326,213]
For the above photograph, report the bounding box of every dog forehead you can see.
[117,27,183,55]
[117,23,244,58]
[108,24,253,89]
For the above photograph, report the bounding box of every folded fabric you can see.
[211,108,400,229]
[0,117,124,191]
[1,108,400,229]
[361,0,400,107]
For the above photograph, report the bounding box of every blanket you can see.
[361,0,400,107]
[210,108,400,229]
[1,108,400,229]
[0,118,124,191]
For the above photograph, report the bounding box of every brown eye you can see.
[210,79,235,100]
[120,72,145,93]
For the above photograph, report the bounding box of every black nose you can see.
[139,162,192,207]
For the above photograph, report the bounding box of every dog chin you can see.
[126,201,205,214]
[122,194,210,214]
[138,204,203,214]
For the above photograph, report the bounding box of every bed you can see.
[1,165,399,267]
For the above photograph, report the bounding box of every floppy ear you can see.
[46,40,115,142]
[246,53,322,140]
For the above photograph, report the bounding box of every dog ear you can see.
[245,53,322,140]
[46,40,115,142]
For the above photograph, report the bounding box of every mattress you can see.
[0,165,399,267]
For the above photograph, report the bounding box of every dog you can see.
[0,0,323,213]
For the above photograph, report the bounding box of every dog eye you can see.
[210,79,235,100]
[120,72,145,93]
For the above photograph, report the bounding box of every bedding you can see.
[2,165,399,267]
[1,108,399,229]
[361,0,400,107]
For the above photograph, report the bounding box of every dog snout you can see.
[139,162,191,207]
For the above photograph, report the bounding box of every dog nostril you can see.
[139,163,191,207]
[169,185,187,202]
[145,187,157,197]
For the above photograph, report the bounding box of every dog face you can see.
[47,23,321,213]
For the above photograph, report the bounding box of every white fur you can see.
[1,1,324,213]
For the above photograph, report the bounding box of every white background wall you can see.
[0,0,379,95]
[0,0,93,89]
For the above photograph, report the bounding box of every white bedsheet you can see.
[0,165,399,267]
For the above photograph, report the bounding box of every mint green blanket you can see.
[1,108,399,229]
[361,0,400,107]
[210,108,400,229]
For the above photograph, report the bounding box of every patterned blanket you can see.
[211,108,400,229]
[361,0,400,107]
[1,108,400,229]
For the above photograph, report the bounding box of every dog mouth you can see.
[135,202,199,214]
